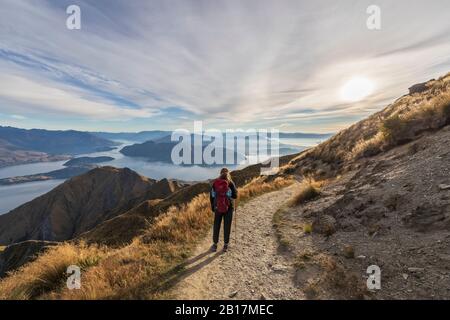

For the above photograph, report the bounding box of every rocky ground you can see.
[279,126,450,299]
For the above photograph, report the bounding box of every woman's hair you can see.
[219,167,233,183]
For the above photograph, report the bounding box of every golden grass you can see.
[382,93,450,143]
[289,179,321,207]
[0,242,107,300]
[349,93,450,160]
[350,131,385,160]
[0,176,293,300]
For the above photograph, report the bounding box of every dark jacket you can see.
[210,179,238,212]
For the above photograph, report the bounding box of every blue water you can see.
[0,160,68,179]
[0,138,316,214]
[0,180,64,215]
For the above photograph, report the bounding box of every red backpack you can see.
[213,178,230,213]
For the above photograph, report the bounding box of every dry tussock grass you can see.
[0,242,107,299]
[350,131,385,160]
[0,176,293,300]
[350,93,450,160]
[289,178,322,207]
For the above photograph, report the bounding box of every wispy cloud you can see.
[10,114,26,120]
[0,0,449,132]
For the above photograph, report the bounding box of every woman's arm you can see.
[230,182,238,199]
[209,184,215,211]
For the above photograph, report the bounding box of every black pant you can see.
[213,209,233,245]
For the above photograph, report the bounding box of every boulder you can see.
[408,82,429,95]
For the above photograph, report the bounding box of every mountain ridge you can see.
[0,166,183,245]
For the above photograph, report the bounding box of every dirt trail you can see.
[173,184,304,300]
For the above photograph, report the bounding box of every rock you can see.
[402,273,409,280]
[438,184,450,190]
[408,267,425,273]
[312,214,337,236]
[408,82,429,95]
[343,245,355,259]
[228,291,238,298]
[271,264,289,273]
[356,255,366,260]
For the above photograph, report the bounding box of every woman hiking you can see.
[210,167,238,252]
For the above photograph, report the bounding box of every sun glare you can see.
[340,77,375,102]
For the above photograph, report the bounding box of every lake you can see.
[0,138,317,214]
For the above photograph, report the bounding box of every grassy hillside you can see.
[0,176,293,299]
[273,71,450,299]
[285,72,450,178]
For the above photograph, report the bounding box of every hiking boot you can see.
[223,244,229,252]
[211,243,218,252]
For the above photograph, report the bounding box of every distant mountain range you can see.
[0,138,69,168]
[119,136,304,165]
[0,126,117,154]
[0,126,331,168]
[91,130,333,142]
[90,130,170,143]
[0,126,117,167]
[278,132,333,139]
[120,139,247,165]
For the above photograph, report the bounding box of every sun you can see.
[340,77,375,102]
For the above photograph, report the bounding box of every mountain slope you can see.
[0,126,117,155]
[276,126,450,299]
[0,138,68,168]
[271,72,450,299]
[284,72,450,178]
[91,130,170,143]
[120,140,246,165]
[0,167,180,245]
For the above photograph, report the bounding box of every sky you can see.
[0,0,450,133]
